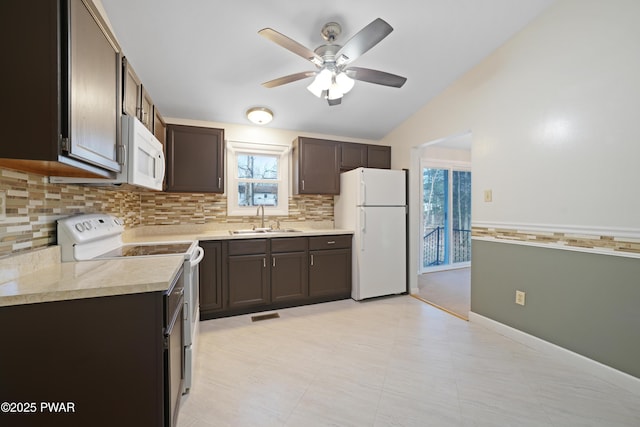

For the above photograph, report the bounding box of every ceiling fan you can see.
[258,18,407,106]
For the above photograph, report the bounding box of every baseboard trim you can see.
[469,311,640,396]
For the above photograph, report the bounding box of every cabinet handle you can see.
[327,241,335,245]
[302,180,305,190]
[272,257,276,267]
[263,258,266,268]
[310,254,314,266]
[218,177,221,188]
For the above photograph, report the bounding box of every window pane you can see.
[237,182,278,206]
[452,170,472,263]
[237,154,278,179]
[422,168,448,267]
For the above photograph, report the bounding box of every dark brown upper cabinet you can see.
[122,57,158,134]
[340,142,368,171]
[165,124,225,193]
[367,145,392,169]
[292,137,341,195]
[122,57,142,120]
[0,0,122,178]
[340,142,391,171]
[153,108,166,146]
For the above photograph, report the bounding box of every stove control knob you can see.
[74,223,85,232]
[83,221,92,230]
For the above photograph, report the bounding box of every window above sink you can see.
[226,140,290,217]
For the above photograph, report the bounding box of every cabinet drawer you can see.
[228,239,268,256]
[308,235,352,250]
[271,237,307,253]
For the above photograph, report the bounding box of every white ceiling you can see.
[100,0,555,141]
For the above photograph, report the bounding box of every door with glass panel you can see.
[421,162,471,272]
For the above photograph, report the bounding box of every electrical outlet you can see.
[0,191,6,219]
[515,290,526,306]
[484,189,493,202]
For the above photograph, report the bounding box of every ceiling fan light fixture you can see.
[246,107,273,125]
[335,72,355,94]
[315,68,333,89]
[307,79,324,98]
[327,83,343,101]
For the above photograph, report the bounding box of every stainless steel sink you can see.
[229,228,300,235]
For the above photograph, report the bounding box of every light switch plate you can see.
[515,290,526,306]
[484,189,493,202]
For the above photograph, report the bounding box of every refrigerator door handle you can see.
[360,179,366,205]
[360,207,366,251]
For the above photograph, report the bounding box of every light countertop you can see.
[0,247,184,307]
[0,223,352,308]
[124,224,353,244]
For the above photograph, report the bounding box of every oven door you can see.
[165,268,184,427]
[182,245,204,394]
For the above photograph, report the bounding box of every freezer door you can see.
[359,168,406,206]
[353,206,406,300]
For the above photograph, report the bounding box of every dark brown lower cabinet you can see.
[199,234,352,320]
[271,252,309,303]
[0,292,168,427]
[226,239,269,309]
[309,248,352,298]
[199,241,223,313]
[228,254,269,309]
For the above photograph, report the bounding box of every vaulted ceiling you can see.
[101,0,555,140]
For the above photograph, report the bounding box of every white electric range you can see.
[57,213,204,395]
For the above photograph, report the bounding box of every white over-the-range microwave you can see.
[50,115,165,191]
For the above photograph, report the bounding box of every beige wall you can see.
[382,0,640,291]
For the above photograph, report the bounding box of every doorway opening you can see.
[413,133,471,320]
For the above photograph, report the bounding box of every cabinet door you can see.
[294,137,340,194]
[341,142,367,171]
[228,254,269,309]
[122,57,141,118]
[367,145,391,169]
[271,252,308,303]
[309,248,352,298]
[199,241,223,314]
[67,0,121,172]
[166,125,225,193]
[140,86,154,131]
[153,108,166,146]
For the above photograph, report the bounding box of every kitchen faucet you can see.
[257,205,265,229]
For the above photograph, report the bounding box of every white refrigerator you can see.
[334,167,407,300]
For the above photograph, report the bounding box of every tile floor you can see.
[417,268,471,320]
[178,296,640,426]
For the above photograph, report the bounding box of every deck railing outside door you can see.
[423,226,471,267]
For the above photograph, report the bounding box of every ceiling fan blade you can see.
[262,71,316,88]
[346,67,407,88]
[335,18,393,64]
[259,28,323,65]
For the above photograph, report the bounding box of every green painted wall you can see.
[471,240,640,378]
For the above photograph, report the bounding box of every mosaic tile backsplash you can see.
[0,168,334,257]
[472,226,640,256]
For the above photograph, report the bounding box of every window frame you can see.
[226,140,290,216]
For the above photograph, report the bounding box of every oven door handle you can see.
[189,246,205,267]
[165,294,184,336]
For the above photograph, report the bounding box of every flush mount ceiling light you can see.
[246,107,273,125]
[258,19,406,106]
